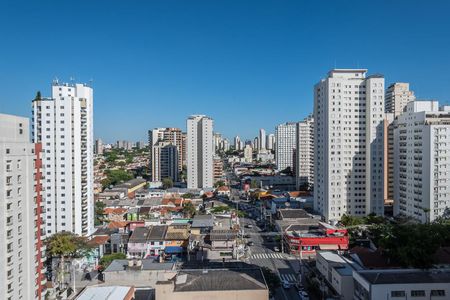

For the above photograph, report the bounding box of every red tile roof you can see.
[88,235,110,246]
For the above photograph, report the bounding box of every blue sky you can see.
[1,0,450,142]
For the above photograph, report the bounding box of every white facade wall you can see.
[385,82,415,117]
[0,114,38,300]
[187,115,214,188]
[266,133,275,150]
[244,145,253,163]
[394,101,450,223]
[32,82,94,236]
[314,69,385,222]
[296,115,314,190]
[259,129,266,150]
[275,122,297,171]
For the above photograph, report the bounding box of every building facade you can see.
[275,122,297,171]
[187,115,214,189]
[151,142,179,183]
[32,81,94,235]
[394,101,450,223]
[296,115,314,190]
[148,128,185,173]
[0,114,46,300]
[385,82,415,117]
[266,133,275,151]
[259,128,266,150]
[244,144,253,163]
[314,69,385,222]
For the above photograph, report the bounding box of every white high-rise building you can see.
[213,132,223,153]
[314,69,385,222]
[259,129,266,150]
[187,115,214,189]
[152,141,178,183]
[385,82,415,117]
[32,81,94,236]
[0,114,46,300]
[266,133,275,150]
[244,144,253,163]
[296,115,314,190]
[234,135,241,150]
[394,101,450,223]
[275,122,297,171]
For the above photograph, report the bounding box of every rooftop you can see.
[128,227,150,243]
[105,259,175,272]
[358,269,450,285]
[76,286,134,300]
[148,225,168,240]
[192,214,214,228]
[172,268,267,292]
[278,208,310,220]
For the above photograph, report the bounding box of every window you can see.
[411,290,425,297]
[391,291,406,297]
[431,290,446,297]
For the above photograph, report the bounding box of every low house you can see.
[104,208,128,222]
[147,225,168,257]
[216,186,231,197]
[155,268,269,300]
[191,214,214,234]
[164,225,190,258]
[127,227,150,258]
[210,229,237,252]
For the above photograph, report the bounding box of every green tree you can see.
[181,193,195,199]
[94,201,106,226]
[214,180,226,188]
[46,232,91,287]
[261,267,280,293]
[102,169,134,189]
[99,253,126,269]
[182,201,196,218]
[162,177,174,189]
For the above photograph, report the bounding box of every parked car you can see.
[298,290,309,300]
[273,246,280,252]
[246,224,253,228]
[281,280,292,289]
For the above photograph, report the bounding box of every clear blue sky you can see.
[1,0,450,143]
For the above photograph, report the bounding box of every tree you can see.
[214,180,225,188]
[46,232,91,288]
[162,177,174,189]
[181,193,195,199]
[95,201,106,226]
[182,201,196,218]
[99,253,126,269]
[102,169,134,189]
[261,267,280,293]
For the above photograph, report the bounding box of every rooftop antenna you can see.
[53,77,59,85]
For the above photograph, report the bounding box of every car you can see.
[246,224,253,228]
[298,290,309,300]
[247,241,254,246]
[243,234,251,238]
[273,246,280,252]
[281,280,292,289]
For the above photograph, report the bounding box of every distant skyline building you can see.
[275,122,297,171]
[151,141,178,183]
[394,101,450,223]
[32,81,94,236]
[296,115,314,190]
[187,115,214,189]
[385,82,415,117]
[314,69,385,222]
[244,144,253,163]
[266,133,275,150]
[94,138,104,155]
[259,128,266,150]
[0,114,46,300]
[234,135,242,151]
[148,127,185,173]
[213,132,223,153]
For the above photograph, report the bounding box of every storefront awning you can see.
[319,244,338,250]
[164,246,184,254]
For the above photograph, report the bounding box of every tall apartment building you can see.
[296,115,314,190]
[94,138,104,155]
[187,115,214,189]
[234,135,242,150]
[213,132,223,153]
[394,101,450,223]
[259,128,266,150]
[266,133,275,150]
[275,122,297,171]
[0,114,46,300]
[32,81,94,236]
[213,156,224,183]
[385,82,415,117]
[314,69,385,222]
[244,144,253,163]
[148,128,185,173]
[151,142,178,182]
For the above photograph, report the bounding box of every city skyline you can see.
[2,1,450,142]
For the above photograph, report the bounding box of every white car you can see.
[298,290,309,300]
[281,280,292,289]
[273,246,280,252]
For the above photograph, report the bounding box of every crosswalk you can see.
[249,252,298,260]
[250,253,285,259]
[279,273,298,282]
